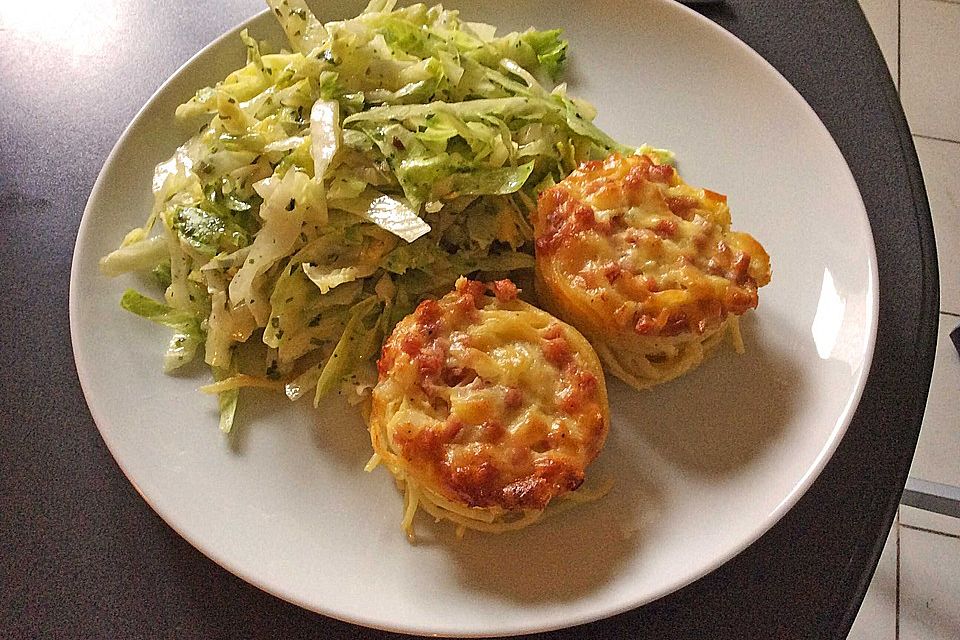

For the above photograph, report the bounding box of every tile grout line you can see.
[942,310,960,319]
[897,0,901,92]
[900,523,960,540]
[913,132,960,145]
[895,507,901,640]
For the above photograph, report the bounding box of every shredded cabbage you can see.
[119,289,204,372]
[101,0,647,432]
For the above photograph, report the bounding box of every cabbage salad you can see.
[100,0,645,433]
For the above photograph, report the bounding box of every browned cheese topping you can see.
[371,278,609,513]
[535,153,771,339]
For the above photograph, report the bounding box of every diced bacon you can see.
[577,370,598,396]
[413,299,442,333]
[603,262,623,283]
[455,277,486,299]
[453,278,486,312]
[666,195,699,219]
[730,252,751,284]
[634,314,657,335]
[559,368,599,413]
[479,420,505,443]
[400,333,424,357]
[536,186,606,254]
[625,227,659,246]
[543,324,563,341]
[724,287,758,315]
[491,279,519,302]
[634,308,670,335]
[415,342,444,377]
[654,218,678,237]
[647,163,675,183]
[504,387,523,409]
[578,159,604,174]
[623,164,649,192]
[395,417,462,465]
[572,202,598,229]
[386,298,448,378]
[543,332,572,366]
[661,312,689,337]
[441,366,477,387]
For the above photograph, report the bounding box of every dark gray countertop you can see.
[0,1,938,638]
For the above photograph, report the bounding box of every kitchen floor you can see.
[850,1,960,639]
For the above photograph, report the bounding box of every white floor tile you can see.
[899,525,960,640]
[901,504,960,538]
[913,136,960,315]
[858,0,899,85]
[849,518,898,640]
[911,314,960,487]
[901,0,960,141]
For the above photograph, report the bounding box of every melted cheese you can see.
[368,278,609,538]
[534,153,771,389]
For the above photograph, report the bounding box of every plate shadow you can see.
[611,314,804,476]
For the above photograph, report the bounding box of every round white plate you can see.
[70,0,878,636]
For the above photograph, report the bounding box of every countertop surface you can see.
[0,1,939,638]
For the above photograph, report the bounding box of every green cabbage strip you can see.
[119,289,204,372]
[212,365,240,434]
[313,295,381,404]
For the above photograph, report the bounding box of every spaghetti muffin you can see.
[368,277,609,539]
[533,153,771,389]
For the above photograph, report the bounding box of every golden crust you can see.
[533,153,771,389]
[369,277,609,534]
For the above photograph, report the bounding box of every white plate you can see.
[70,0,878,636]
